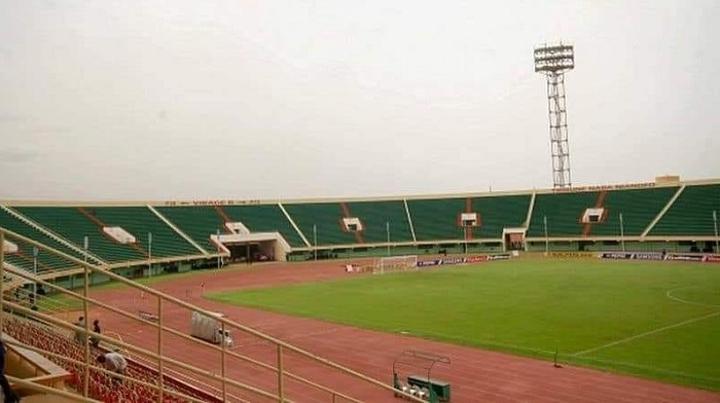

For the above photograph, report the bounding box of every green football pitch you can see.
[207,258,720,390]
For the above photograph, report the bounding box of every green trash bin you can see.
[407,374,451,402]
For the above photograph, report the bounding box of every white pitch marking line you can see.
[666,286,720,308]
[574,311,720,357]
[575,355,720,383]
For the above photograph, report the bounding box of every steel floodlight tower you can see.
[534,43,575,188]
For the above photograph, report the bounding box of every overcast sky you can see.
[1,0,718,201]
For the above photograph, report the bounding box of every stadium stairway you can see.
[212,206,234,228]
[581,191,608,237]
[339,202,365,244]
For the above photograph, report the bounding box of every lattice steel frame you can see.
[535,44,575,188]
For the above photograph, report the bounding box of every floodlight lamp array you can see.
[534,44,574,73]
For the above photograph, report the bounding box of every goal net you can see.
[373,255,418,275]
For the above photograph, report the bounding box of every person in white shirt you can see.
[74,316,86,343]
[97,352,128,378]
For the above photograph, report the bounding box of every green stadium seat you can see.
[407,198,466,241]
[472,195,531,238]
[283,203,356,246]
[155,206,226,252]
[650,184,720,236]
[2,235,77,274]
[0,208,88,272]
[591,187,678,236]
[90,207,200,258]
[16,207,146,263]
[409,195,531,241]
[527,191,599,237]
[345,200,414,243]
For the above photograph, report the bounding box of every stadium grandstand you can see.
[2,176,718,273]
[2,175,719,401]
[2,1,719,399]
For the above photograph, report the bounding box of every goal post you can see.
[373,255,418,275]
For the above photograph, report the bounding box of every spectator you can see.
[91,320,101,348]
[74,316,86,343]
[0,339,20,403]
[28,292,36,311]
[97,352,127,382]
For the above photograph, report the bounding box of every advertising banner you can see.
[600,252,633,260]
[665,254,704,262]
[465,255,489,264]
[549,252,594,258]
[599,251,719,263]
[441,257,464,265]
[632,252,665,261]
[418,253,510,268]
[417,259,441,267]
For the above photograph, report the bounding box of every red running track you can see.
[83,260,720,403]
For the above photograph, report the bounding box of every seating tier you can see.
[16,207,146,263]
[650,184,720,236]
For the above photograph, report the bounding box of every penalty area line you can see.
[666,286,720,308]
[573,311,720,357]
